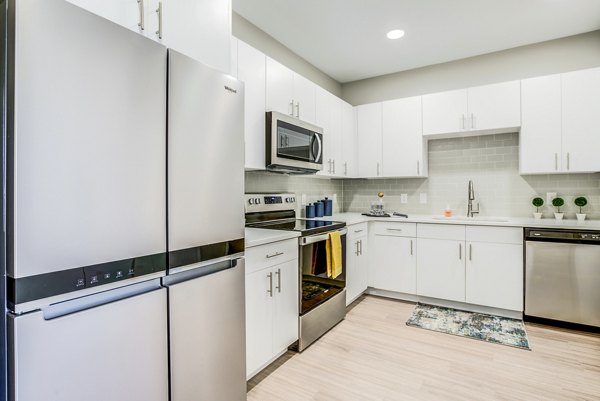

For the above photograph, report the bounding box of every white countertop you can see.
[245,228,301,248]
[309,212,600,231]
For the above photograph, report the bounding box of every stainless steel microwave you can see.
[266,111,323,174]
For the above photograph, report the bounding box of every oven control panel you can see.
[245,193,297,213]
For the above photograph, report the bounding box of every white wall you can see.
[342,30,600,105]
[232,12,342,97]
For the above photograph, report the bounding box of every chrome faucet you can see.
[467,180,479,218]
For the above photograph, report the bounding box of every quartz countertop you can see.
[306,212,600,231]
[245,228,301,248]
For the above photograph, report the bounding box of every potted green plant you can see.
[552,196,565,220]
[532,197,544,219]
[574,196,588,222]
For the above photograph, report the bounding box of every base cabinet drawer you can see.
[245,238,298,273]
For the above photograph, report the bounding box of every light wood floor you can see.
[247,295,600,401]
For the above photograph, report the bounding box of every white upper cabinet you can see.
[341,102,358,177]
[467,81,521,132]
[158,0,231,72]
[422,81,520,137]
[65,0,146,33]
[316,88,344,177]
[520,74,562,174]
[237,40,267,170]
[266,57,316,124]
[356,103,383,178]
[562,67,600,173]
[66,0,232,72]
[382,96,427,177]
[422,89,468,136]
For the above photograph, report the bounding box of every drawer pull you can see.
[354,229,363,233]
[386,228,403,232]
[266,251,284,258]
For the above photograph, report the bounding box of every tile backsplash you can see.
[343,133,600,219]
[245,171,344,215]
[245,133,600,220]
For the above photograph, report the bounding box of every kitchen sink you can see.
[431,216,510,223]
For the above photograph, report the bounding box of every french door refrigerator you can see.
[3,1,169,400]
[165,50,247,401]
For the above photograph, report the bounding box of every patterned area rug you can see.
[406,303,531,350]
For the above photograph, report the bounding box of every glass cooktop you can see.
[246,218,345,235]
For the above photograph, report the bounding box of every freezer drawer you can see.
[168,258,246,401]
[8,286,169,401]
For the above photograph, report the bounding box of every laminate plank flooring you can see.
[247,295,600,401]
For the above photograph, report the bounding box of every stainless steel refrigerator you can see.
[164,49,247,401]
[3,1,169,400]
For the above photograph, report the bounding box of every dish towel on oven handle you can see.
[326,231,343,279]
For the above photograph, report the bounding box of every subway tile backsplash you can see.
[245,133,600,220]
[344,133,600,219]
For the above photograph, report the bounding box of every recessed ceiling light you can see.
[387,29,405,40]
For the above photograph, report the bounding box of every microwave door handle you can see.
[313,134,322,162]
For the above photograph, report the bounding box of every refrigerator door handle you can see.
[163,256,243,286]
[41,279,162,320]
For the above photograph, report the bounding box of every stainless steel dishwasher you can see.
[525,228,600,328]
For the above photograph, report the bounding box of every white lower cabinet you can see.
[245,240,298,379]
[465,226,523,311]
[369,222,417,294]
[346,223,368,305]
[416,237,466,302]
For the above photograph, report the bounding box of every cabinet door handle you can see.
[410,239,413,256]
[555,153,558,171]
[377,162,380,176]
[275,268,281,293]
[155,2,163,39]
[344,162,348,176]
[266,251,284,258]
[296,101,300,118]
[359,240,362,256]
[469,244,472,261]
[567,152,570,170]
[289,100,294,116]
[355,240,359,256]
[459,243,462,260]
[461,114,465,130]
[333,160,336,174]
[417,160,420,176]
[137,0,145,30]
[471,113,475,129]
[267,272,273,297]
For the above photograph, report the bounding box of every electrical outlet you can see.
[400,194,408,204]
[547,192,557,204]
[301,194,307,206]
[420,193,428,204]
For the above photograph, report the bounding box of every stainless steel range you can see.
[245,193,347,351]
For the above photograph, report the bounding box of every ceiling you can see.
[233,0,600,83]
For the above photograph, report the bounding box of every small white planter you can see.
[533,212,543,220]
[554,212,564,221]
[576,213,586,222]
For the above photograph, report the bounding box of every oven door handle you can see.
[299,227,347,246]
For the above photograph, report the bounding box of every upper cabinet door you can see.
[356,103,383,178]
[237,40,267,170]
[341,102,358,178]
[520,74,562,174]
[65,0,144,33]
[159,0,232,73]
[467,81,520,131]
[382,96,425,177]
[266,57,295,116]
[562,67,600,173]
[315,88,332,175]
[293,74,316,124]
[422,89,468,136]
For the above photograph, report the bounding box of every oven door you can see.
[266,111,323,173]
[298,228,346,315]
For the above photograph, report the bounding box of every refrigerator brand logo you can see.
[224,85,237,94]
